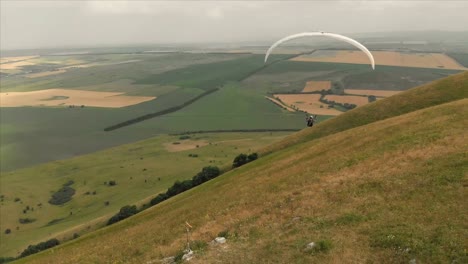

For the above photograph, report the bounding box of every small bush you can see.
[218,230,230,238]
[73,233,80,239]
[233,153,259,168]
[48,186,75,205]
[150,193,168,206]
[173,142,181,145]
[107,205,138,225]
[108,180,117,186]
[179,135,191,140]
[104,201,110,206]
[14,198,20,202]
[191,240,208,251]
[19,218,36,224]
[4,229,11,234]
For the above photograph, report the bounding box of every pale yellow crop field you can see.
[291,50,468,70]
[0,60,37,70]
[344,89,401,97]
[324,95,369,106]
[0,89,156,108]
[274,94,342,115]
[302,81,331,92]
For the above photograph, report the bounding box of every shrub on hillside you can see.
[48,186,75,205]
[19,218,36,224]
[192,166,221,186]
[233,153,259,168]
[4,229,11,234]
[107,205,138,225]
[233,154,248,168]
[166,180,193,197]
[150,166,221,207]
[150,193,168,206]
[19,238,60,258]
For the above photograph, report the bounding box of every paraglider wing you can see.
[264,32,375,70]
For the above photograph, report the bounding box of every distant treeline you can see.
[104,88,219,131]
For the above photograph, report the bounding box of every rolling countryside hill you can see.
[15,72,467,264]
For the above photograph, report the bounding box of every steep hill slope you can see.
[20,93,467,262]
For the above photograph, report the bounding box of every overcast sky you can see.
[1,1,467,50]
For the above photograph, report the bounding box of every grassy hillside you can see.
[0,132,290,257]
[17,80,467,262]
[261,71,468,155]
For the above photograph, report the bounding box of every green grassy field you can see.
[0,131,291,257]
[0,53,305,172]
[1,52,463,172]
[15,72,467,264]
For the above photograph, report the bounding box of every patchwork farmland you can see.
[291,50,468,70]
[1,44,466,260]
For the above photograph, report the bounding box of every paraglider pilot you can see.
[306,114,317,127]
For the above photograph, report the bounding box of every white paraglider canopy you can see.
[265,32,375,70]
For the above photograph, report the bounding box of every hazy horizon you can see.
[1,1,468,50]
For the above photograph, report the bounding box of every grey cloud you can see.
[1,1,467,50]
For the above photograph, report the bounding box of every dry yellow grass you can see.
[26,69,67,78]
[274,94,342,115]
[302,81,331,92]
[0,89,156,108]
[163,140,209,152]
[265,96,296,112]
[324,95,369,106]
[291,50,468,70]
[344,89,401,97]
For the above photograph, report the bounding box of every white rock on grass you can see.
[214,237,226,244]
[182,250,194,261]
[306,242,316,250]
